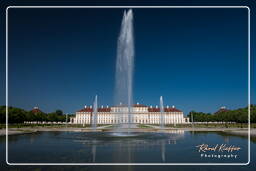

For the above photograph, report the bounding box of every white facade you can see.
[70,104,189,125]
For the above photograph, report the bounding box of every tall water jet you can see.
[160,96,165,129]
[92,95,98,130]
[115,9,134,129]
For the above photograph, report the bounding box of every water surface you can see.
[2,131,249,164]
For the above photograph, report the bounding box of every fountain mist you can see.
[160,96,165,129]
[92,95,98,130]
[115,9,134,127]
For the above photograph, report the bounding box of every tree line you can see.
[0,105,255,124]
[0,106,75,124]
[187,105,256,123]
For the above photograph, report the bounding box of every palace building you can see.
[70,103,190,124]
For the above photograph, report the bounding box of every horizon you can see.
[0,7,250,115]
[3,101,251,116]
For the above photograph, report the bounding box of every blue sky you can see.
[0,2,254,115]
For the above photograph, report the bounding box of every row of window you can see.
[75,118,184,123]
[76,115,183,119]
[77,112,182,114]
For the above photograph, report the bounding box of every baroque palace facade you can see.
[70,103,190,124]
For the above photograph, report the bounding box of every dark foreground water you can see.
[0,131,255,171]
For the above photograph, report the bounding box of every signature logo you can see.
[196,144,241,153]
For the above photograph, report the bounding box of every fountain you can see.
[114,9,134,130]
[160,96,165,129]
[92,95,98,130]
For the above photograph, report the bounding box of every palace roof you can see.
[214,107,229,114]
[98,108,111,112]
[31,107,43,114]
[77,107,111,112]
[164,107,182,112]
[77,105,182,113]
[77,107,93,112]
[133,104,148,107]
[110,104,147,107]
[148,107,182,112]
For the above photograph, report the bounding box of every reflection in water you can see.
[224,136,230,143]
[6,130,249,164]
[92,141,96,163]
[161,140,165,162]
[78,130,185,163]
[127,140,133,171]
[29,135,36,144]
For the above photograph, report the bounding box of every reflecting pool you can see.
[2,131,249,164]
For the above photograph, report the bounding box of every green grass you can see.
[0,123,111,129]
[137,124,153,128]
[163,123,256,128]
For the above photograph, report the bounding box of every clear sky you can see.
[0,1,254,115]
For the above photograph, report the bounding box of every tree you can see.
[35,112,47,122]
[0,106,6,123]
[251,105,256,123]
[8,106,27,123]
[55,110,63,116]
[47,112,59,121]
